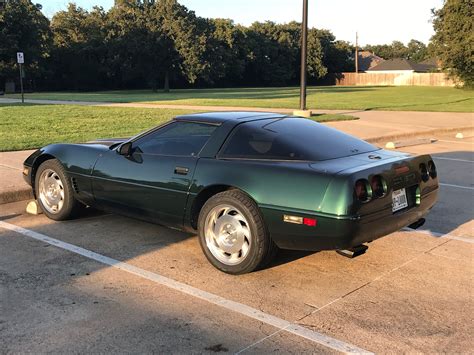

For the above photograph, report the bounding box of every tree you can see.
[307,28,327,79]
[157,0,209,87]
[203,18,247,85]
[431,0,473,87]
[364,39,429,62]
[406,39,428,62]
[244,21,301,85]
[50,4,108,90]
[241,21,329,86]
[105,0,168,90]
[0,0,51,90]
[309,29,353,77]
[364,41,404,60]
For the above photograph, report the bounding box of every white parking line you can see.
[0,221,371,354]
[401,227,473,244]
[439,183,474,191]
[434,157,473,163]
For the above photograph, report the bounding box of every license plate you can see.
[392,188,408,212]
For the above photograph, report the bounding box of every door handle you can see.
[174,166,189,175]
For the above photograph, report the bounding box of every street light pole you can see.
[299,0,308,111]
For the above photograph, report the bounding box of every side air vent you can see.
[71,177,80,194]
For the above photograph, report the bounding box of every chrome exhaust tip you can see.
[408,218,426,230]
[336,244,368,258]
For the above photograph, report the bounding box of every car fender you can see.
[24,143,108,203]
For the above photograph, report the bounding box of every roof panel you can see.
[174,111,287,124]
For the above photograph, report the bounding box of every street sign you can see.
[17,52,25,103]
[17,52,24,64]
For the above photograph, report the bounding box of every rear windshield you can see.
[220,118,379,161]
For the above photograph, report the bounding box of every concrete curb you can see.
[365,126,473,145]
[0,188,33,205]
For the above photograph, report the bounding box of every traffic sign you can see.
[17,52,24,64]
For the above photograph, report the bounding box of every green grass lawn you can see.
[5,86,474,112]
[0,104,193,151]
[0,103,354,151]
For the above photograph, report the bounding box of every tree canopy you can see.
[364,40,429,62]
[0,0,357,90]
[0,0,51,89]
[430,0,473,87]
[3,0,467,91]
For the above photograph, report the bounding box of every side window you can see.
[220,118,378,161]
[134,121,217,156]
[220,120,294,160]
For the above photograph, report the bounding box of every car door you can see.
[91,121,218,228]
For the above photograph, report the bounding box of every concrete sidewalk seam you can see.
[0,163,21,171]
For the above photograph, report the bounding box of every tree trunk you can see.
[163,70,170,92]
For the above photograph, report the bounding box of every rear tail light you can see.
[370,175,387,198]
[419,163,429,182]
[303,218,317,227]
[355,179,372,202]
[428,160,437,179]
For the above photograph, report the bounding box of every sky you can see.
[41,0,445,46]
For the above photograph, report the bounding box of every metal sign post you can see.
[299,0,308,111]
[17,52,24,103]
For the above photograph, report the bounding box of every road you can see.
[0,132,472,353]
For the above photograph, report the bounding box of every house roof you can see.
[368,58,437,72]
[368,58,417,71]
[358,51,384,71]
[419,57,441,70]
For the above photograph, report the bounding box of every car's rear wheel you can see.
[198,190,277,274]
[35,159,81,220]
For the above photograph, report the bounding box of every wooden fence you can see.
[336,72,456,87]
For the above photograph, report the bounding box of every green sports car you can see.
[23,112,438,274]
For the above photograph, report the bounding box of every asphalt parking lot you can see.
[1,131,472,354]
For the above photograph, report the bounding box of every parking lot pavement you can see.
[1,225,338,354]
[397,132,473,237]
[1,135,473,353]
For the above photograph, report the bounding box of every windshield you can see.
[220,117,379,161]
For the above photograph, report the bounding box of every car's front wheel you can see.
[35,159,81,221]
[198,190,277,274]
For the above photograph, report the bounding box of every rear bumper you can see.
[261,188,438,251]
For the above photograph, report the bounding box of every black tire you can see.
[198,189,277,274]
[35,159,81,221]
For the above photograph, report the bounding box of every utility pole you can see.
[355,32,359,74]
[299,0,308,111]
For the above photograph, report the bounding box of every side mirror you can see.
[117,142,133,156]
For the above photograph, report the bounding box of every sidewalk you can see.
[325,110,473,142]
[0,150,35,205]
[1,98,472,204]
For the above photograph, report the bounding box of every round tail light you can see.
[355,179,372,202]
[428,160,437,179]
[370,175,387,198]
[419,163,429,182]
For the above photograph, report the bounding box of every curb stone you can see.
[0,188,34,205]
